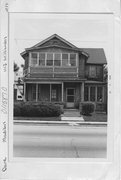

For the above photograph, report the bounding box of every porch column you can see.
[50,84,52,102]
[23,82,26,102]
[61,82,64,102]
[36,83,38,102]
[81,82,84,102]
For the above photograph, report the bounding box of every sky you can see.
[10,14,112,70]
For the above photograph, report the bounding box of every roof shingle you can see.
[82,48,107,64]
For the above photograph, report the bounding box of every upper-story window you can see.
[39,53,45,66]
[70,54,76,66]
[89,65,96,78]
[30,52,77,67]
[62,54,68,66]
[54,53,61,66]
[31,53,38,66]
[87,65,102,79]
[47,53,53,66]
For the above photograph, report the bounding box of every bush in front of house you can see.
[80,102,95,116]
[14,102,62,117]
[14,105,21,116]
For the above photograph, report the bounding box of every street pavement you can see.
[13,124,107,158]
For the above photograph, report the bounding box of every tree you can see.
[14,62,19,72]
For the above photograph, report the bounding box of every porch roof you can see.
[24,77,86,83]
[85,80,107,84]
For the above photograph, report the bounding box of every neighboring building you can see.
[21,34,107,111]
[14,71,24,101]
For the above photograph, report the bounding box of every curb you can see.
[14,120,107,126]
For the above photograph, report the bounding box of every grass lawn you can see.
[14,116,61,121]
[83,112,107,122]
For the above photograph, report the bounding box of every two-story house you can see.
[21,34,107,111]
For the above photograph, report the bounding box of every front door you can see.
[66,88,75,108]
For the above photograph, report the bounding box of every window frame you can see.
[70,53,77,66]
[39,53,46,66]
[31,84,36,100]
[46,53,54,66]
[30,52,77,67]
[30,52,38,66]
[54,53,61,66]
[51,89,57,100]
[97,86,103,102]
[62,53,69,66]
[88,65,97,78]
[90,86,96,102]
[84,85,104,103]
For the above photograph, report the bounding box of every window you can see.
[84,86,104,102]
[96,66,102,78]
[31,53,38,66]
[62,54,68,66]
[47,53,53,66]
[31,52,77,67]
[54,53,61,66]
[52,89,56,100]
[70,54,76,66]
[67,89,75,102]
[84,86,89,101]
[39,53,45,66]
[97,87,103,102]
[90,86,95,101]
[89,66,96,78]
[32,85,36,100]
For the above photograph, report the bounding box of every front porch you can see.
[23,81,106,112]
[24,81,85,109]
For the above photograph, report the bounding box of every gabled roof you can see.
[21,34,79,57]
[21,34,107,64]
[82,48,107,64]
[31,34,78,49]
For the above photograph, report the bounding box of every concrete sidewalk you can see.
[14,120,107,127]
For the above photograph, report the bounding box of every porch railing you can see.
[24,66,78,78]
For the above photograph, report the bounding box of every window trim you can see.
[30,52,38,66]
[84,85,104,103]
[51,89,57,100]
[30,52,77,67]
[89,65,97,78]
[54,53,61,66]
[39,53,46,66]
[97,86,104,102]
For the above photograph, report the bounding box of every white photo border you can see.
[0,0,120,179]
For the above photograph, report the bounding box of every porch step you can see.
[61,116,84,121]
[63,109,81,117]
[64,109,79,111]
[61,109,83,121]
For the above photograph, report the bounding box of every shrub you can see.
[14,105,21,116]
[104,103,107,114]
[81,102,95,116]
[14,102,62,117]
